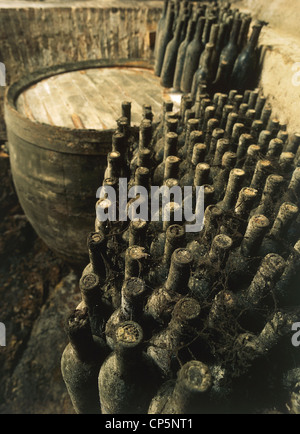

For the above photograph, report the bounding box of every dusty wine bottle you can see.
[191,42,215,101]
[217,168,245,211]
[155,2,175,77]
[153,132,178,185]
[87,231,107,279]
[160,17,185,88]
[249,159,273,201]
[218,17,241,76]
[243,253,286,307]
[124,245,149,281]
[213,152,237,200]
[190,234,233,301]
[207,127,225,161]
[258,202,299,257]
[180,16,206,93]
[98,321,162,414]
[173,17,196,90]
[226,215,270,288]
[147,297,201,377]
[154,0,169,59]
[121,100,131,126]
[148,360,212,414]
[145,248,193,323]
[105,277,148,349]
[251,174,285,220]
[230,21,264,91]
[61,308,110,414]
[273,239,300,305]
[79,269,113,338]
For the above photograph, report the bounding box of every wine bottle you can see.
[178,117,200,159]
[204,118,220,149]
[226,214,270,288]
[242,253,286,307]
[207,127,225,161]
[254,95,267,120]
[180,16,206,93]
[191,42,215,101]
[61,308,110,414]
[121,100,131,127]
[79,271,112,337]
[213,152,237,201]
[210,138,230,180]
[242,144,261,184]
[273,239,300,305]
[148,360,212,414]
[105,277,148,349]
[154,0,169,59]
[258,202,299,256]
[266,138,283,160]
[155,2,175,77]
[237,14,252,51]
[173,17,196,90]
[190,234,233,302]
[180,143,207,187]
[230,122,245,151]
[145,248,193,323]
[257,129,272,154]
[249,159,273,202]
[250,119,264,142]
[179,129,203,178]
[98,321,162,414]
[160,17,185,88]
[155,116,179,163]
[153,132,178,185]
[147,297,201,377]
[217,17,242,77]
[217,167,245,211]
[285,133,300,155]
[124,245,149,281]
[251,174,285,220]
[230,21,265,91]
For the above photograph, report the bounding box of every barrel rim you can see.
[4,58,153,155]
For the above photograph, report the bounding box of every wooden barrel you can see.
[4,58,180,265]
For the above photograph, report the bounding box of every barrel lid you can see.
[5,59,181,155]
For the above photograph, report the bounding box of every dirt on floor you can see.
[0,146,83,414]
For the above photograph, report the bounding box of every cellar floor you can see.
[0,147,79,414]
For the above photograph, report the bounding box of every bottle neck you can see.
[174,19,184,41]
[229,19,241,44]
[194,16,205,42]
[67,309,99,362]
[165,248,193,293]
[162,0,168,18]
[170,361,212,413]
[241,215,270,257]
[248,24,263,50]
[121,278,146,320]
[185,18,195,42]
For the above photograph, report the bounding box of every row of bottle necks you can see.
[60,84,300,414]
[154,0,266,97]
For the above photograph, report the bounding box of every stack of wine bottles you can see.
[154,0,266,97]
[61,89,300,414]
